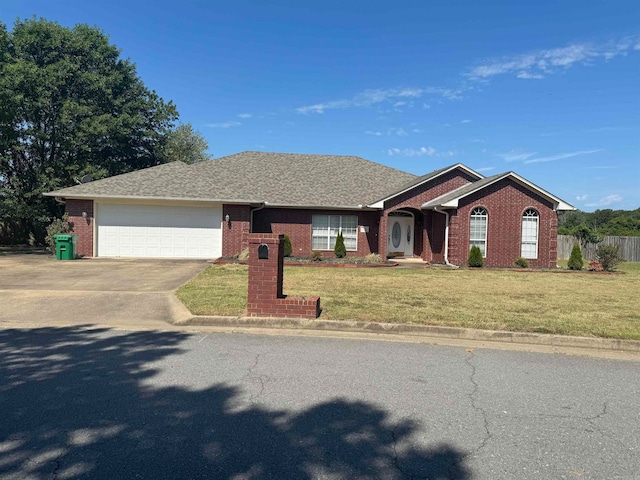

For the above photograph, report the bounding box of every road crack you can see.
[390,426,432,480]
[243,353,270,405]
[465,350,492,455]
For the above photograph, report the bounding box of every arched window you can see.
[521,209,539,259]
[470,207,488,256]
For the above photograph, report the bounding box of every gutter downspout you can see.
[433,207,457,267]
[249,202,266,233]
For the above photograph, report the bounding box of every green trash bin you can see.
[54,234,78,260]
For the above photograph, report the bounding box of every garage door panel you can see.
[97,204,222,258]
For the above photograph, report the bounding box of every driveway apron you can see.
[0,255,208,328]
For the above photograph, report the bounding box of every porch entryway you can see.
[387,211,414,257]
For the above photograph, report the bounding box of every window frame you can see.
[311,214,358,251]
[469,207,488,257]
[521,208,539,259]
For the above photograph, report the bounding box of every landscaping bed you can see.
[177,262,640,340]
[214,255,397,267]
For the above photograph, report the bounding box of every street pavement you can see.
[0,327,637,479]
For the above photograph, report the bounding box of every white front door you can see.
[387,215,414,257]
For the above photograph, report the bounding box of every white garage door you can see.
[97,204,222,258]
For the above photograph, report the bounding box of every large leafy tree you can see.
[159,123,211,164]
[0,18,178,243]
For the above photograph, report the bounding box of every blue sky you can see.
[2,1,639,211]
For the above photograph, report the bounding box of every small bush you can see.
[514,257,529,268]
[364,253,383,264]
[595,244,623,272]
[567,244,583,270]
[588,260,604,272]
[283,234,292,257]
[311,250,323,262]
[45,214,72,253]
[468,245,483,268]
[235,248,249,261]
[334,232,347,258]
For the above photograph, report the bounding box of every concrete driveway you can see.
[0,254,208,328]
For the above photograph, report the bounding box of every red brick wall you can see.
[447,179,558,268]
[222,204,251,257]
[384,170,477,211]
[252,208,380,257]
[246,234,320,318]
[65,199,94,257]
[381,170,476,259]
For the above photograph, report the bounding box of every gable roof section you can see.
[366,163,484,208]
[45,151,418,208]
[421,171,575,211]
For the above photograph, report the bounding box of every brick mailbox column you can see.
[247,234,320,319]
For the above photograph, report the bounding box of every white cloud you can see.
[461,119,471,123]
[206,121,241,128]
[296,87,462,114]
[237,113,253,118]
[365,130,383,136]
[393,101,407,107]
[497,150,537,162]
[476,166,495,172]
[388,146,438,157]
[524,149,603,164]
[412,128,423,133]
[585,194,623,207]
[389,127,408,136]
[576,194,588,201]
[423,103,431,109]
[467,35,640,80]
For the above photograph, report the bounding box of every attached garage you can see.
[96,203,222,259]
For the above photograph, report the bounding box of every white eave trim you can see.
[367,163,484,208]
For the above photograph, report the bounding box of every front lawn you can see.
[176,263,640,340]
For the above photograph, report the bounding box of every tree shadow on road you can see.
[0,326,470,479]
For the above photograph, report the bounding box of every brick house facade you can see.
[51,154,573,267]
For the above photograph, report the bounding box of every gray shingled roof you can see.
[45,151,420,208]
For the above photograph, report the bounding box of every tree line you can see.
[0,18,210,245]
[558,208,640,239]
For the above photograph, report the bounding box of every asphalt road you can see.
[0,327,638,479]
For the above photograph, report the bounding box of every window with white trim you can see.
[521,209,539,259]
[470,207,488,256]
[312,215,358,250]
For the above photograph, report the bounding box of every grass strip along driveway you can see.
[177,263,640,340]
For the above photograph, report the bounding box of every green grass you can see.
[176,262,640,340]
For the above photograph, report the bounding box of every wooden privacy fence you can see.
[557,235,640,262]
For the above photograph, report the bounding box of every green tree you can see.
[334,232,346,258]
[468,245,483,268]
[567,243,583,270]
[0,18,178,243]
[283,234,292,257]
[159,123,210,164]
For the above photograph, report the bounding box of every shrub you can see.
[588,260,604,272]
[514,257,529,268]
[311,250,323,262]
[468,245,483,268]
[567,244,583,270]
[334,232,347,258]
[364,253,383,264]
[283,234,292,257]
[595,244,623,272]
[45,214,72,253]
